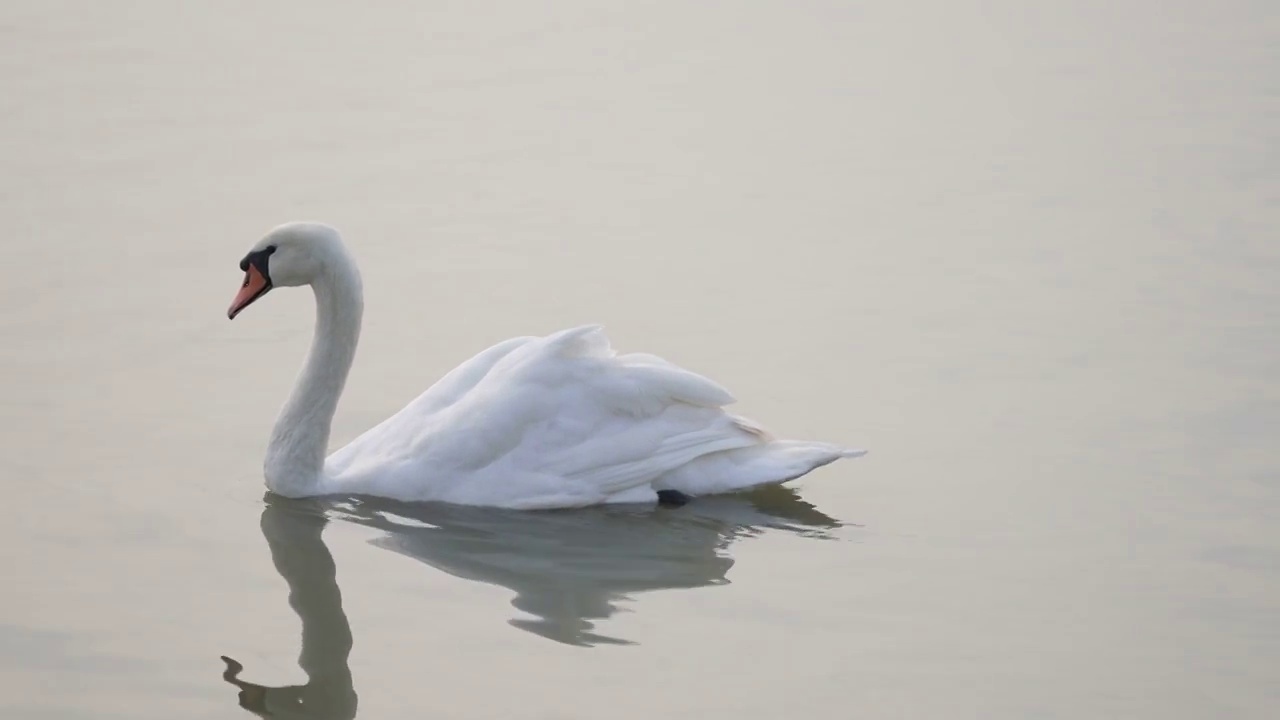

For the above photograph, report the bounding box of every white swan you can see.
[228,222,864,509]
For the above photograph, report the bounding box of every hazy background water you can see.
[2,1,1278,718]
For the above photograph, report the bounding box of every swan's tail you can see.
[654,437,866,497]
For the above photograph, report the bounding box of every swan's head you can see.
[227,222,348,319]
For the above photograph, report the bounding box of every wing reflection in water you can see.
[334,485,841,646]
[221,487,842,716]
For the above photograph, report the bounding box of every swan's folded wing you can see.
[325,333,536,472]
[469,326,765,496]
[329,325,774,507]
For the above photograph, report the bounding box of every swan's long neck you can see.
[265,256,363,497]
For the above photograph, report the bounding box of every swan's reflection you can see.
[221,488,841,715]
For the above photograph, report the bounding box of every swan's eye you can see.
[239,245,277,274]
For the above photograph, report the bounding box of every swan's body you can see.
[229,222,864,509]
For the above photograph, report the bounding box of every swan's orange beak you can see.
[228,265,271,319]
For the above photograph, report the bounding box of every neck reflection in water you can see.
[221,488,843,716]
[221,501,356,719]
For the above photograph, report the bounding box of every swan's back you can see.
[324,325,862,508]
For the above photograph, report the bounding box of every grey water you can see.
[2,1,1278,718]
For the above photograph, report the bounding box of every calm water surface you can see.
[2,1,1278,718]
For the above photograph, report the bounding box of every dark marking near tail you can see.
[656,490,691,507]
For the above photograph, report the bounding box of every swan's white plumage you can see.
[233,223,865,509]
